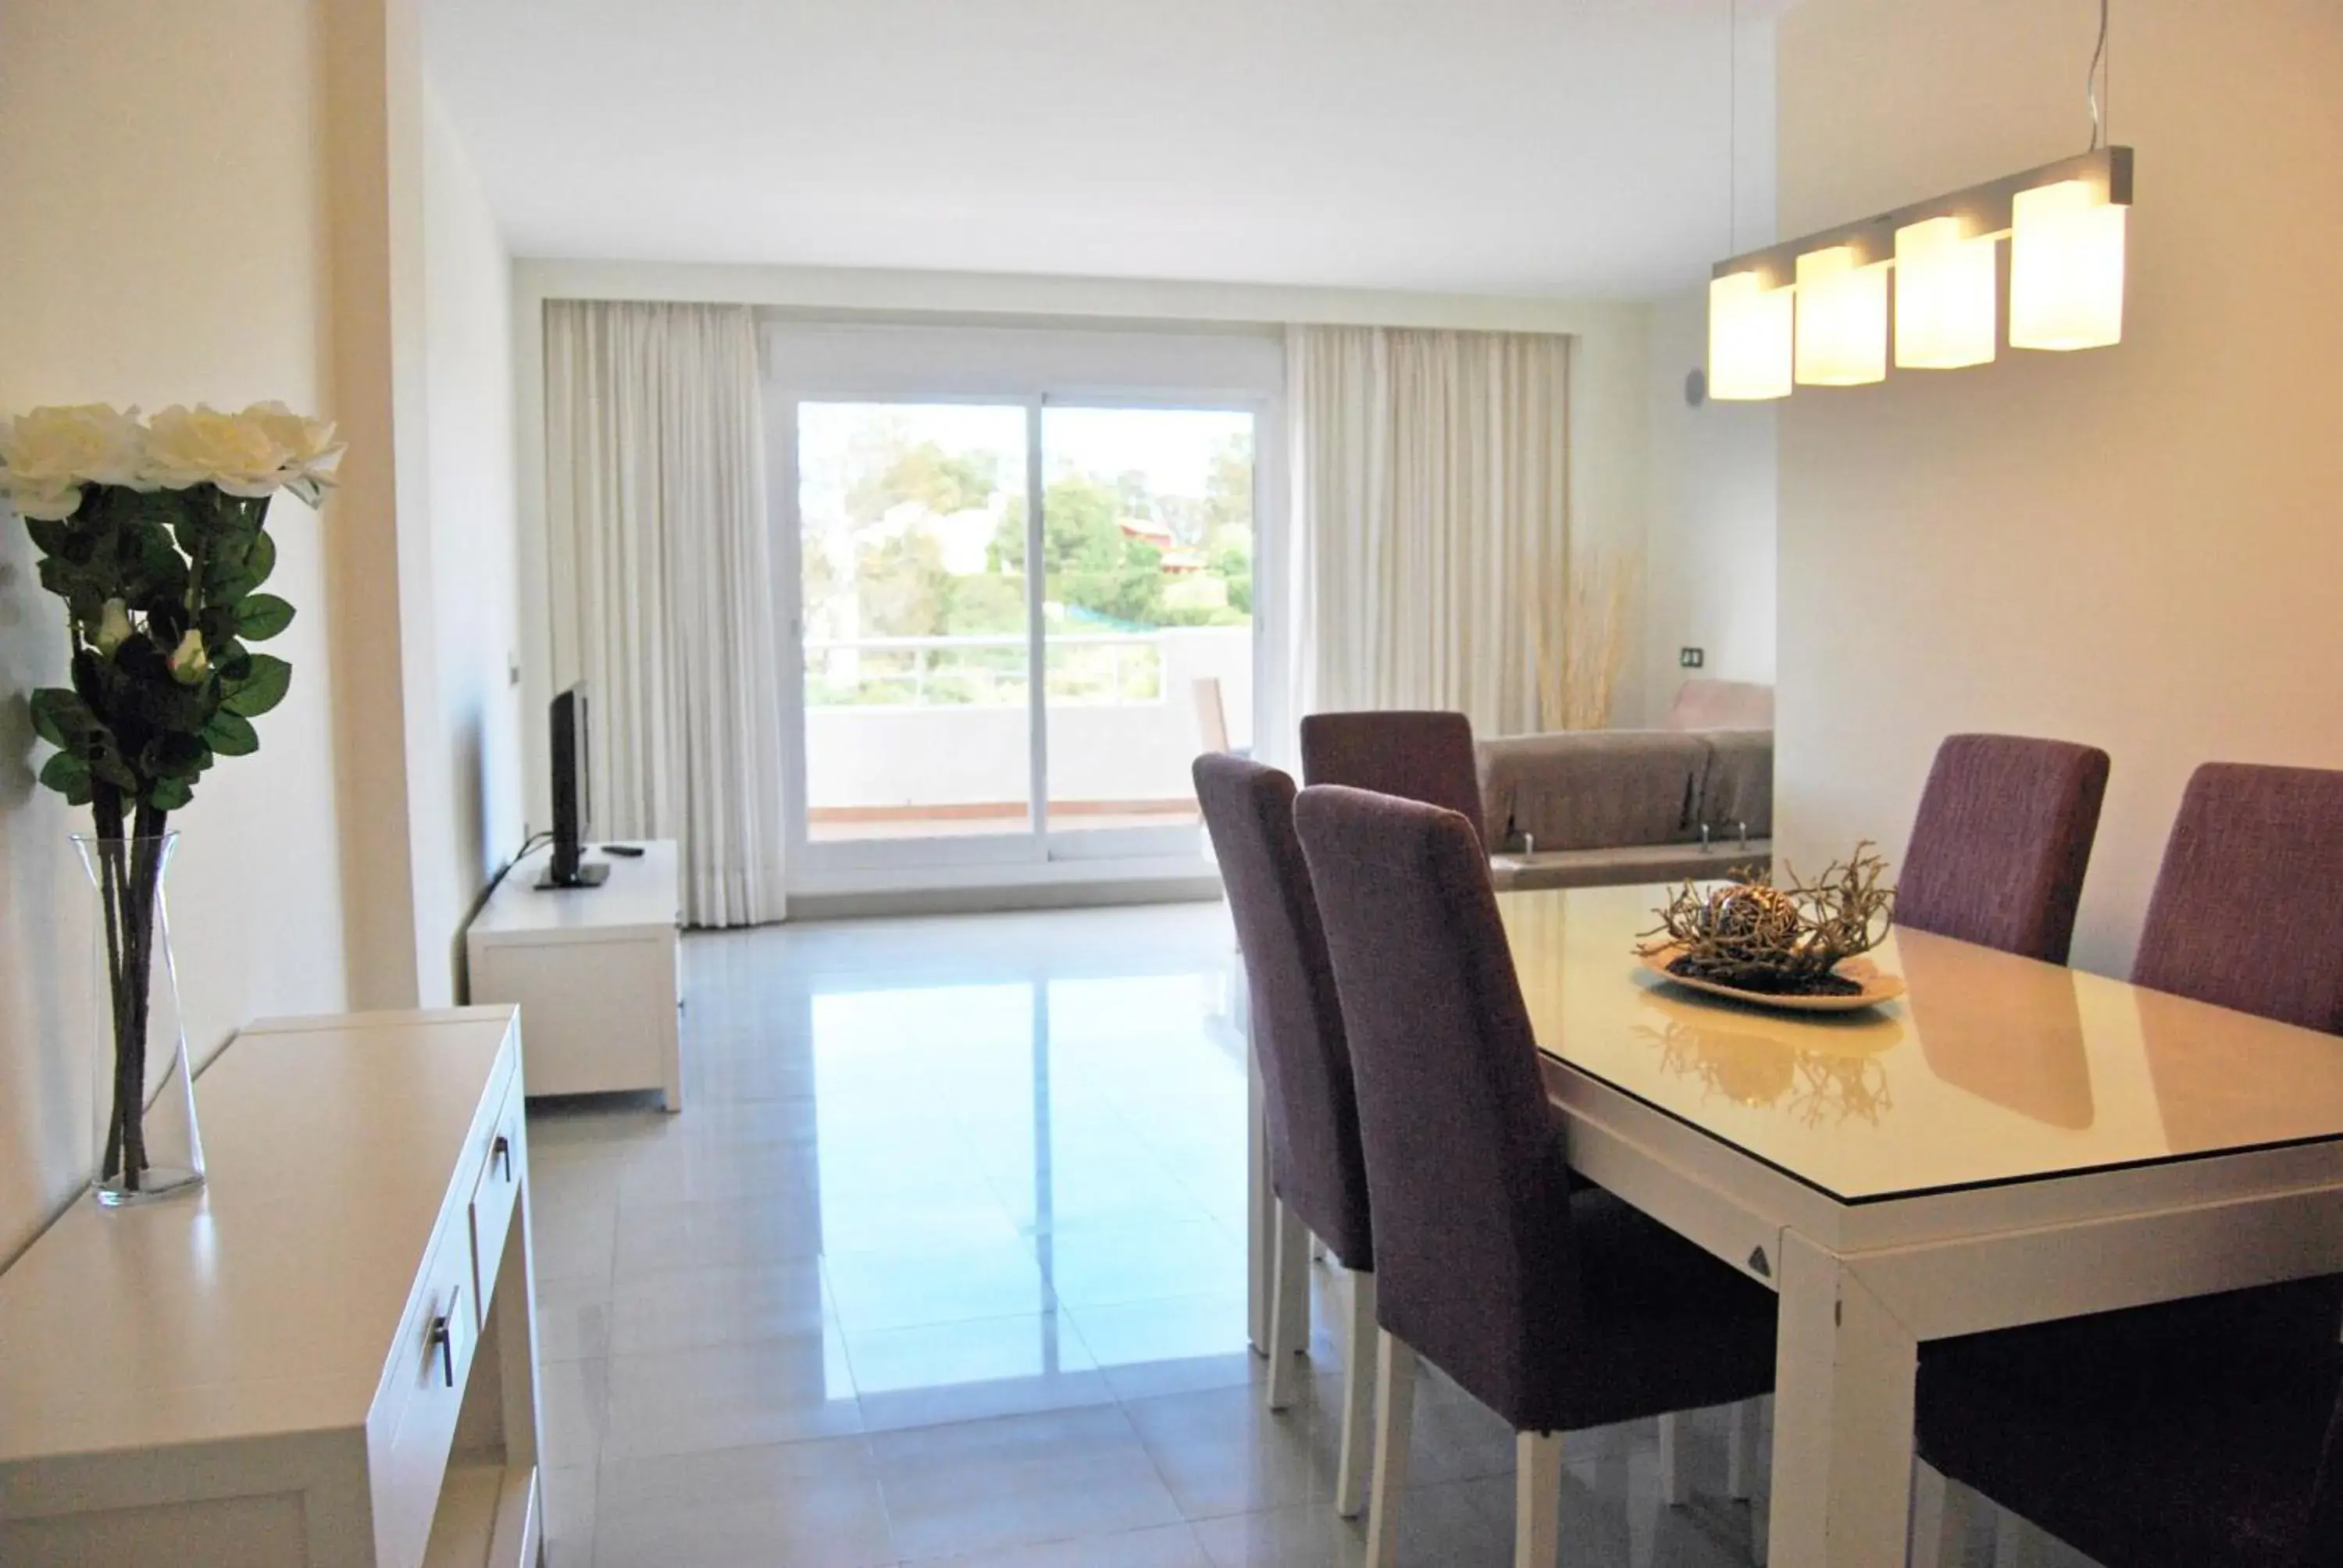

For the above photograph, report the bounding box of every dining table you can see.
[1242,880,2343,1566]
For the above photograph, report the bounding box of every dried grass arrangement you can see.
[1537,548,1639,731]
[1637,844,1898,998]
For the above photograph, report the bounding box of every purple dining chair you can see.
[2131,763,2343,1032]
[1299,710,1487,848]
[1912,761,2343,1567]
[1192,753,1379,1517]
[1293,783,1776,1568]
[1897,733,2110,964]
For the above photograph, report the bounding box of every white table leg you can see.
[1767,1230,1919,1568]
[1247,1033,1272,1355]
[1910,1459,1977,1568]
[1657,1413,1692,1506]
[1727,1399,1761,1500]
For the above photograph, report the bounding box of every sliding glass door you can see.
[1038,406,1254,853]
[796,401,1036,849]
[775,335,1275,886]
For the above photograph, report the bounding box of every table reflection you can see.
[1899,931,2095,1130]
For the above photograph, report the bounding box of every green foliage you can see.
[990,475,1175,627]
[20,481,297,818]
[849,440,1000,525]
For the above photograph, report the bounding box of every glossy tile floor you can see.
[522,902,2058,1567]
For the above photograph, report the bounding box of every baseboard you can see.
[786,873,1224,921]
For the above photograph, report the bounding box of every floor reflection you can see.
[523,903,1785,1567]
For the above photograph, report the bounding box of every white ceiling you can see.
[423,0,1783,299]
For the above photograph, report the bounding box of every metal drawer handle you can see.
[492,1134,512,1181]
[427,1291,460,1388]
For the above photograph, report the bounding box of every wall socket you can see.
[1679,647,1706,668]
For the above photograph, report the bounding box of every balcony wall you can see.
[806,626,1254,818]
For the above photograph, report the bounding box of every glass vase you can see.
[73,831,205,1205]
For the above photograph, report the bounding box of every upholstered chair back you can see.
[1899,733,2111,964]
[1293,783,1584,1431]
[2133,762,2343,1033]
[1193,754,1371,1270]
[1299,711,1485,847]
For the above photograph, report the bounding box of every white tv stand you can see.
[0,1007,543,1567]
[467,839,683,1110]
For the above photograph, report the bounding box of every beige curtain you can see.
[1288,326,1571,736]
[544,301,785,926]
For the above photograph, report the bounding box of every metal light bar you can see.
[1711,145,2133,288]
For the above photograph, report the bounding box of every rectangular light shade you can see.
[1794,245,1888,386]
[1708,272,1792,401]
[2010,179,2127,350]
[1893,216,1997,369]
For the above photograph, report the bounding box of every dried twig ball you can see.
[1701,884,1800,947]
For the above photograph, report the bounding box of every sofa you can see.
[1478,679,1774,892]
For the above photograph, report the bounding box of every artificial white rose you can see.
[0,404,150,518]
[5,476,87,521]
[95,598,134,657]
[240,401,345,505]
[144,404,291,497]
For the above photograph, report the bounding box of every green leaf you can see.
[202,711,259,756]
[38,751,94,806]
[23,518,72,558]
[220,653,291,718]
[144,775,194,812]
[239,529,277,593]
[235,593,295,640]
[27,688,95,748]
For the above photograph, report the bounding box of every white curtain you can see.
[1288,325,1571,736]
[544,301,786,927]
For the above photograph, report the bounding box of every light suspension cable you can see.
[2087,0,2110,150]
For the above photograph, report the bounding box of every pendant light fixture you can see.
[1894,216,1999,369]
[1794,246,1889,386]
[1709,271,1794,401]
[1706,0,2131,396]
[1707,0,1795,401]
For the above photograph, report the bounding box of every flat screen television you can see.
[537,683,608,889]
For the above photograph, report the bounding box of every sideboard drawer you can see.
[467,1090,524,1331]
[377,1223,480,1568]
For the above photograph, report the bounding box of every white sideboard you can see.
[0,1007,544,1568]
[466,840,683,1110]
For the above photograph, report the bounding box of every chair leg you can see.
[1657,1413,1692,1507]
[1909,1460,1977,1568]
[1365,1331,1417,1568]
[1335,1270,1378,1519]
[1265,1197,1310,1412]
[1726,1399,1760,1500]
[1515,1431,1563,1568]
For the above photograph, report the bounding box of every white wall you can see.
[1775,0,2343,975]
[0,0,351,1261]
[418,86,526,999]
[1642,285,1778,722]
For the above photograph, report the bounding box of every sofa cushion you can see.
[1478,730,1710,852]
[1664,679,1774,732]
[1696,730,1774,839]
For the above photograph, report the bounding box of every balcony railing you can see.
[805,633,1165,709]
